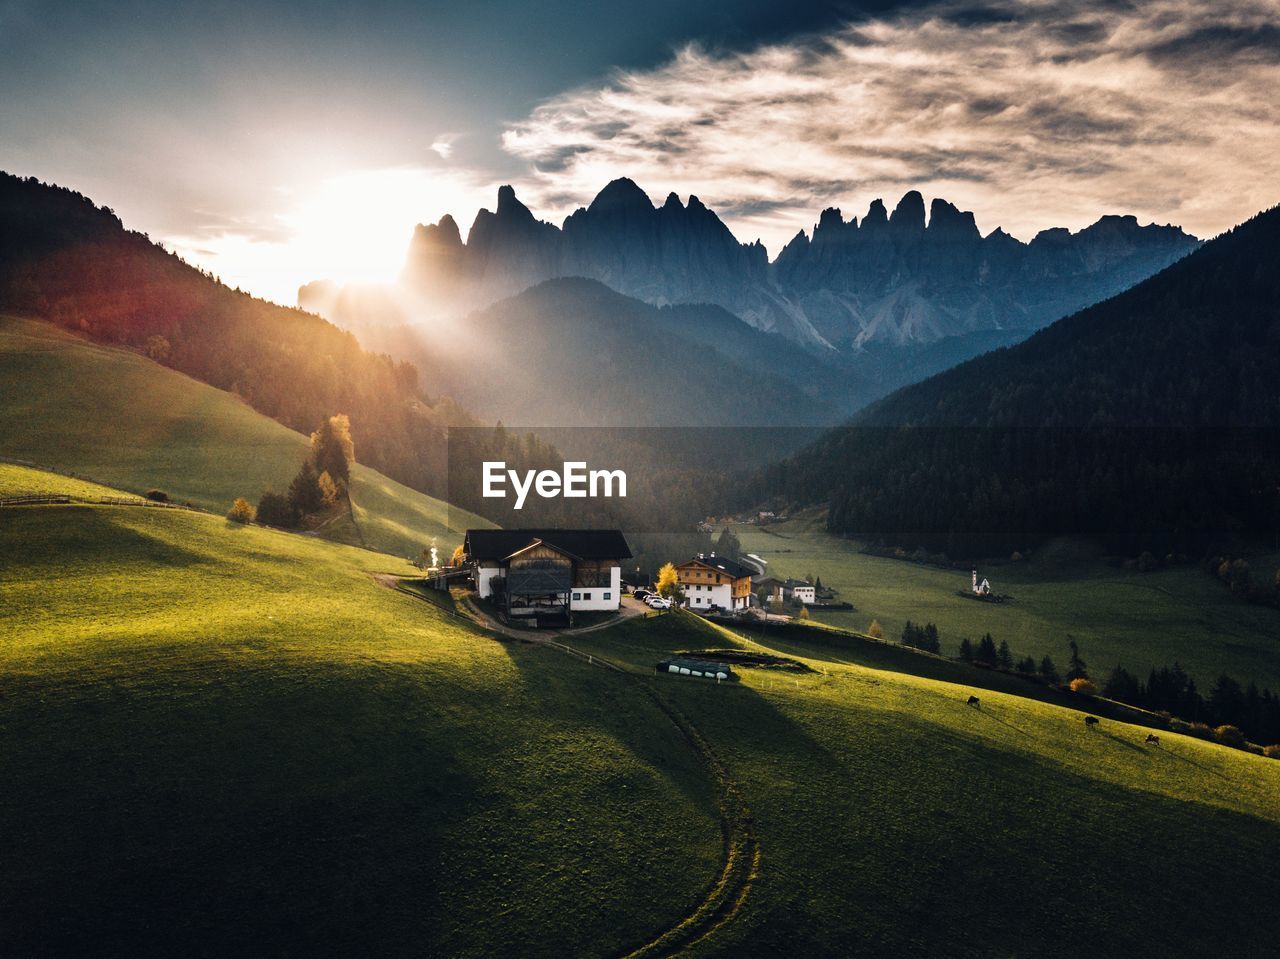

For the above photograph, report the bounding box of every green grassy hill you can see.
[0,462,143,499]
[0,500,718,957]
[736,514,1280,690]
[0,314,488,557]
[572,613,1280,957]
[3,494,1277,955]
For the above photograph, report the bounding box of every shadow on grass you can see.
[1099,729,1147,753]
[972,705,1034,739]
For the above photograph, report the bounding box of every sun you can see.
[170,167,490,308]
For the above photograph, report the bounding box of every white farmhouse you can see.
[464,528,632,626]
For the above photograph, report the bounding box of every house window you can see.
[603,592,611,600]
[581,591,591,600]
[573,592,581,601]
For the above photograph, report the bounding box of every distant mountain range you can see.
[348,277,836,428]
[752,203,1280,557]
[340,178,1199,351]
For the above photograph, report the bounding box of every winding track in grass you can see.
[389,581,760,958]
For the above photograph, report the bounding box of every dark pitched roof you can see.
[680,554,754,580]
[464,528,632,562]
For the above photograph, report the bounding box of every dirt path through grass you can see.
[383,579,759,958]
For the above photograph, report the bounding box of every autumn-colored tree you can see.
[227,497,256,524]
[867,619,884,639]
[656,563,682,602]
[797,606,810,621]
[1069,678,1097,696]
[317,470,340,507]
[311,414,354,483]
[144,334,170,362]
[451,544,466,567]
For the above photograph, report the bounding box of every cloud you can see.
[501,0,1280,250]
[430,137,455,159]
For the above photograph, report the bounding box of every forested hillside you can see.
[756,205,1280,557]
[0,173,469,498]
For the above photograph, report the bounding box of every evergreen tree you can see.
[958,637,974,662]
[287,460,324,517]
[1016,655,1037,674]
[713,526,742,560]
[1103,666,1143,703]
[256,490,298,528]
[996,639,1014,671]
[922,622,940,654]
[976,633,998,666]
[1039,655,1060,684]
[1066,639,1089,681]
[1209,674,1245,727]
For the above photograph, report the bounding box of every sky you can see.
[2,0,1278,306]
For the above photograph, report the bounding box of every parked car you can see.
[632,589,651,601]
[647,596,671,609]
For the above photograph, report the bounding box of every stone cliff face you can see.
[397,178,1199,350]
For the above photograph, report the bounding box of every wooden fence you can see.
[0,493,192,510]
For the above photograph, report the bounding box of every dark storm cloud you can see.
[1144,23,1280,66]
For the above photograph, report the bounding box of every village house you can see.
[785,578,817,604]
[753,575,786,604]
[675,553,754,612]
[464,528,632,626]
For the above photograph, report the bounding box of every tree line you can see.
[745,203,1280,559]
[937,625,1280,748]
[1103,662,1280,748]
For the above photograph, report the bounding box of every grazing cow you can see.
[1146,733,1161,744]
[1084,716,1100,729]
[966,695,981,708]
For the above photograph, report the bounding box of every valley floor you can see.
[735,513,1280,691]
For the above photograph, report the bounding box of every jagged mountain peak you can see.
[588,177,654,214]
[416,213,462,248]
[889,190,927,232]
[927,198,980,239]
[389,176,1198,353]
[815,207,846,234]
[494,184,533,219]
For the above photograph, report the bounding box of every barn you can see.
[463,528,632,627]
